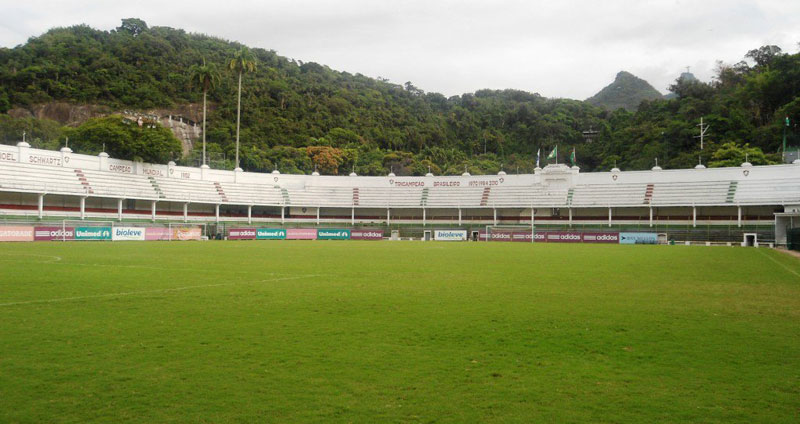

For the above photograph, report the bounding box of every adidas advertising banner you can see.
[434,230,467,241]
[350,229,383,240]
[34,226,75,241]
[75,227,112,241]
[317,229,351,240]
[619,232,659,244]
[112,227,146,241]
[480,230,619,243]
[0,226,35,242]
[257,229,286,240]
[228,228,256,240]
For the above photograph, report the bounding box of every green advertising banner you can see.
[257,228,286,240]
[316,229,351,240]
[75,227,112,240]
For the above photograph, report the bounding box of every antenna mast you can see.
[694,117,710,150]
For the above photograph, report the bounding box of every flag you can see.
[546,146,557,160]
[570,147,576,166]
[787,116,791,126]
[536,148,540,168]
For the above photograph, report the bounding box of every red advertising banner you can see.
[480,230,618,244]
[228,228,257,240]
[350,229,384,240]
[34,226,75,241]
[581,232,619,243]
[0,226,35,242]
[145,227,171,241]
[286,228,317,240]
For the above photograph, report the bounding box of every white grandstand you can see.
[1,142,799,244]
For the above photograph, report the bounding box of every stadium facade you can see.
[1,142,799,245]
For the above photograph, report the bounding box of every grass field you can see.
[1,241,799,423]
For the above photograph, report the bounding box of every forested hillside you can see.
[1,19,798,175]
[586,71,664,112]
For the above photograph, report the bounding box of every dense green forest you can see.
[0,19,798,175]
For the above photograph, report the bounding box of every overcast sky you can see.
[1,0,798,99]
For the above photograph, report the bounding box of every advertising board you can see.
[0,226,34,242]
[34,226,75,241]
[75,227,112,241]
[350,229,384,240]
[145,227,171,241]
[286,228,317,240]
[256,229,286,240]
[434,230,467,241]
[581,232,620,243]
[619,232,659,244]
[228,228,256,240]
[317,229,351,240]
[112,227,146,241]
[172,227,202,241]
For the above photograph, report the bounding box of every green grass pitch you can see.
[1,241,799,423]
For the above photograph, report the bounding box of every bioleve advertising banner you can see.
[0,226,35,242]
[228,228,256,240]
[350,229,383,240]
[286,228,317,240]
[257,229,286,240]
[172,227,202,241]
[619,232,659,244]
[75,227,112,241]
[112,227,145,241]
[434,230,467,241]
[34,226,75,241]
[317,229,351,240]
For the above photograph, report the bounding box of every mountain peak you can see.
[587,71,663,111]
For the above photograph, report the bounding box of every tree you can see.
[709,142,773,167]
[117,18,148,37]
[227,46,257,170]
[189,58,220,166]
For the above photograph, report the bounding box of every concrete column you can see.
[351,207,355,226]
[493,208,497,226]
[568,208,572,227]
[737,206,742,228]
[118,198,123,222]
[281,206,285,224]
[458,208,462,226]
[151,201,157,222]
[215,204,220,223]
[38,194,44,219]
[316,207,320,225]
[80,197,86,220]
[608,207,612,228]
[183,203,189,223]
[247,205,252,224]
[649,207,653,227]
[387,208,390,226]
[423,208,426,226]
[692,206,697,228]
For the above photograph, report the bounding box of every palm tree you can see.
[227,47,257,170]
[188,59,220,167]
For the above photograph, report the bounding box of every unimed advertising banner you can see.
[112,227,145,241]
[257,229,286,240]
[317,229,350,240]
[228,228,256,240]
[350,230,383,240]
[34,226,75,241]
[434,230,467,241]
[0,226,34,242]
[286,228,317,240]
[75,227,111,241]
